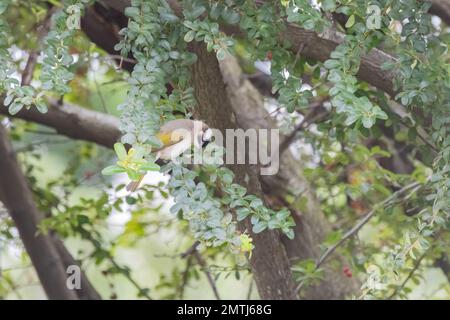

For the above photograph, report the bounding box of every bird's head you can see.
[199,122,213,146]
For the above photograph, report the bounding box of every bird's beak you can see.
[202,128,212,142]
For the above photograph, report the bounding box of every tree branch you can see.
[0,98,121,148]
[296,181,423,293]
[193,251,221,300]
[99,0,398,98]
[21,7,55,86]
[0,124,78,299]
[388,249,428,299]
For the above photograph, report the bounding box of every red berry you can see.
[343,266,352,278]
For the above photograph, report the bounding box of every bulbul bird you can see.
[126,119,212,192]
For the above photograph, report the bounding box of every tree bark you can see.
[0,98,120,149]
[0,124,101,300]
[218,56,360,299]
[0,124,78,299]
[190,43,298,300]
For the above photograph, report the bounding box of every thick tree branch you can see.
[0,124,78,299]
[0,98,121,148]
[51,235,102,300]
[100,0,398,98]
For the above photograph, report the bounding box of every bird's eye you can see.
[202,128,212,142]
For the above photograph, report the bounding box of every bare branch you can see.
[296,181,423,293]
[193,251,221,300]
[279,104,329,155]
[21,8,56,86]
[0,97,121,148]
[388,249,429,299]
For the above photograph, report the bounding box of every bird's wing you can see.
[154,132,183,151]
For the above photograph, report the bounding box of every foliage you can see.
[0,0,449,299]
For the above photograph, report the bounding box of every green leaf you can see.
[324,59,339,69]
[125,196,137,205]
[284,229,295,240]
[77,215,90,225]
[160,12,179,23]
[250,198,263,209]
[190,5,206,19]
[126,169,141,181]
[362,116,376,128]
[8,103,23,115]
[0,2,8,14]
[303,19,315,30]
[139,162,160,172]
[114,143,127,160]
[169,51,180,59]
[322,0,336,11]
[35,100,48,113]
[184,30,195,43]
[345,15,355,28]
[216,48,227,60]
[236,207,251,221]
[170,203,183,214]
[3,94,13,106]
[183,20,197,30]
[252,221,267,233]
[124,7,140,18]
[102,165,126,175]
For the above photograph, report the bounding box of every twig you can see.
[21,8,56,86]
[388,249,428,300]
[179,255,193,299]
[180,240,200,259]
[292,43,305,68]
[15,139,68,152]
[107,54,137,64]
[397,118,438,153]
[93,75,109,114]
[193,251,221,300]
[264,106,282,119]
[246,280,254,300]
[296,180,423,293]
[179,241,220,299]
[21,52,39,87]
[84,232,152,300]
[279,107,328,154]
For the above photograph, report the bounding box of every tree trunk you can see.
[217,56,360,299]
[190,43,298,300]
[0,124,101,300]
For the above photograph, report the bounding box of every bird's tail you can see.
[126,175,144,192]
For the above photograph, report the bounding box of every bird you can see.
[126,119,212,192]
